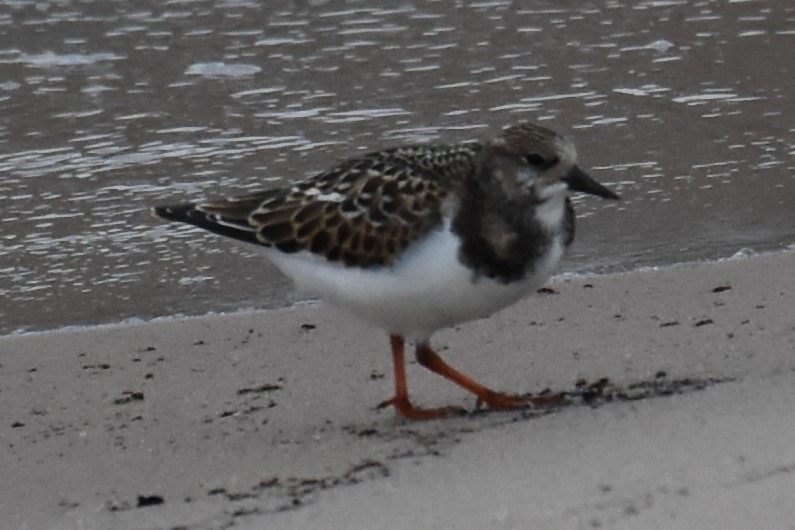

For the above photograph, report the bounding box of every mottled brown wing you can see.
[244,154,453,268]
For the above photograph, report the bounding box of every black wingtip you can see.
[152,201,262,246]
[151,203,198,222]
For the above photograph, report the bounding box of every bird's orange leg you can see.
[378,335,466,420]
[415,342,534,410]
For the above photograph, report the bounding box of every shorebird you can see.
[153,122,619,419]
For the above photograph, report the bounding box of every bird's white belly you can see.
[263,223,565,341]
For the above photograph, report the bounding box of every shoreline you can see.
[2,248,794,529]
[7,245,790,337]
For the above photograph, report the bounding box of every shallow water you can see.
[1,0,793,333]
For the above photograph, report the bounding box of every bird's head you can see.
[482,122,620,203]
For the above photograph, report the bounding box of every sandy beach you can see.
[2,248,794,529]
[2,2,793,528]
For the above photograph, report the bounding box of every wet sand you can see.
[2,249,793,529]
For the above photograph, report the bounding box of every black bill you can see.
[565,166,620,200]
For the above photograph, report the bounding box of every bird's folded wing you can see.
[198,155,450,268]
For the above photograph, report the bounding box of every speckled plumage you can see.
[154,122,619,420]
[205,143,476,268]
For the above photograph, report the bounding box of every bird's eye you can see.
[524,153,547,166]
[525,154,559,169]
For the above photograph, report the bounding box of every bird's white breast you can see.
[262,218,565,341]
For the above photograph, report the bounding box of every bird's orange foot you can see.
[377,396,467,420]
[475,390,531,410]
[475,390,570,410]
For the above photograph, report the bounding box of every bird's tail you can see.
[151,202,261,245]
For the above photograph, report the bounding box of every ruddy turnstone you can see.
[153,122,619,420]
